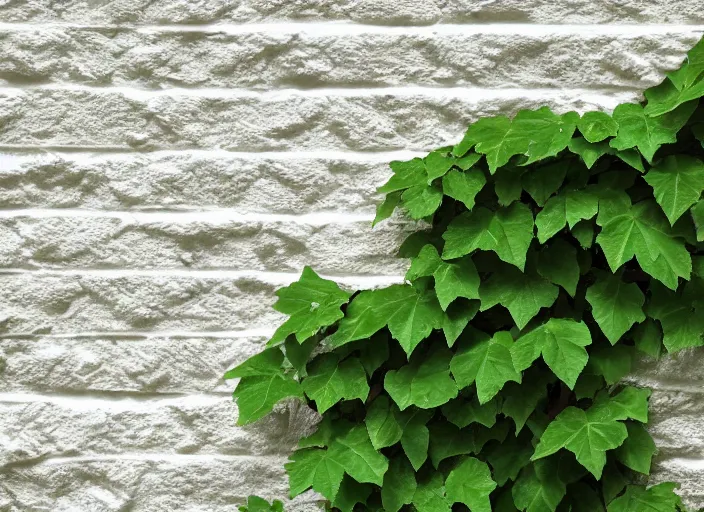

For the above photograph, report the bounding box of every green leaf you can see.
[522,161,567,206]
[413,473,452,512]
[495,166,526,206]
[328,284,445,356]
[269,267,352,345]
[692,199,704,242]
[607,483,681,512]
[615,149,646,173]
[609,101,696,162]
[359,331,390,376]
[589,386,651,423]
[512,319,592,389]
[443,300,480,347]
[284,336,317,377]
[397,408,433,471]
[428,421,479,467]
[239,496,284,512]
[536,189,599,244]
[233,374,303,425]
[442,169,487,210]
[644,76,704,117]
[302,354,369,414]
[286,448,345,501]
[442,203,535,270]
[297,416,354,449]
[382,456,417,512]
[537,239,580,297]
[328,425,389,486]
[365,395,403,450]
[578,111,619,143]
[451,330,522,404]
[571,220,595,249]
[480,265,559,330]
[587,345,634,386]
[668,37,704,90]
[225,348,284,379]
[644,155,704,225]
[442,395,501,429]
[378,158,427,194]
[385,346,458,410]
[425,151,457,181]
[602,462,628,504]
[407,245,481,310]
[596,196,691,290]
[512,460,568,512]
[401,183,444,219]
[574,372,606,400]
[445,457,497,512]
[585,272,646,344]
[486,433,534,485]
[331,476,373,512]
[502,369,553,434]
[647,281,704,351]
[633,318,664,359]
[373,190,402,226]
[463,108,579,172]
[532,406,628,479]
[615,421,657,475]
[568,137,612,169]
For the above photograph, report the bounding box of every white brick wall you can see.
[0,1,703,510]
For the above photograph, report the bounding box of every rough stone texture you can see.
[0,152,402,212]
[0,214,413,274]
[0,88,635,150]
[1,28,701,90]
[1,1,704,510]
[1,0,704,24]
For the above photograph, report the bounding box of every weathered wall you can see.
[0,1,703,510]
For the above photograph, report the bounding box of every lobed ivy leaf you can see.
[413,473,452,512]
[578,111,619,143]
[302,354,369,414]
[587,345,634,386]
[501,369,554,434]
[232,372,303,426]
[532,406,628,479]
[377,158,427,194]
[442,202,535,270]
[407,244,480,310]
[442,168,487,210]
[397,408,433,471]
[269,267,352,346]
[586,271,646,345]
[480,265,559,330]
[373,190,401,226]
[381,456,417,512]
[535,188,599,244]
[537,239,580,297]
[445,457,497,512]
[644,76,704,118]
[442,395,501,429]
[486,433,534,485]
[286,448,345,501]
[609,101,696,163]
[615,421,657,475]
[331,476,373,512]
[607,483,681,512]
[512,459,568,512]
[647,281,704,352]
[450,330,522,404]
[385,346,458,410]
[512,318,592,389]
[442,300,480,347]
[644,155,704,225]
[328,284,444,356]
[239,496,284,512]
[596,194,691,290]
[365,395,403,450]
[522,161,567,207]
[589,386,651,424]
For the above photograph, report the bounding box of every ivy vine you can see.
[229,36,704,512]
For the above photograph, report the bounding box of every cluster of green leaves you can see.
[226,37,704,512]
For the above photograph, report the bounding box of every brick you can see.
[0,336,266,394]
[0,28,699,90]
[0,152,400,212]
[0,0,702,25]
[0,88,634,150]
[0,214,411,275]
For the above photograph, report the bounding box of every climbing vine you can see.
[228,36,704,512]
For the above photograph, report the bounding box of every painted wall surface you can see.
[0,1,704,510]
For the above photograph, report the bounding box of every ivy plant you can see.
[225,36,704,511]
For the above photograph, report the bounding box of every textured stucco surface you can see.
[1,1,704,511]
